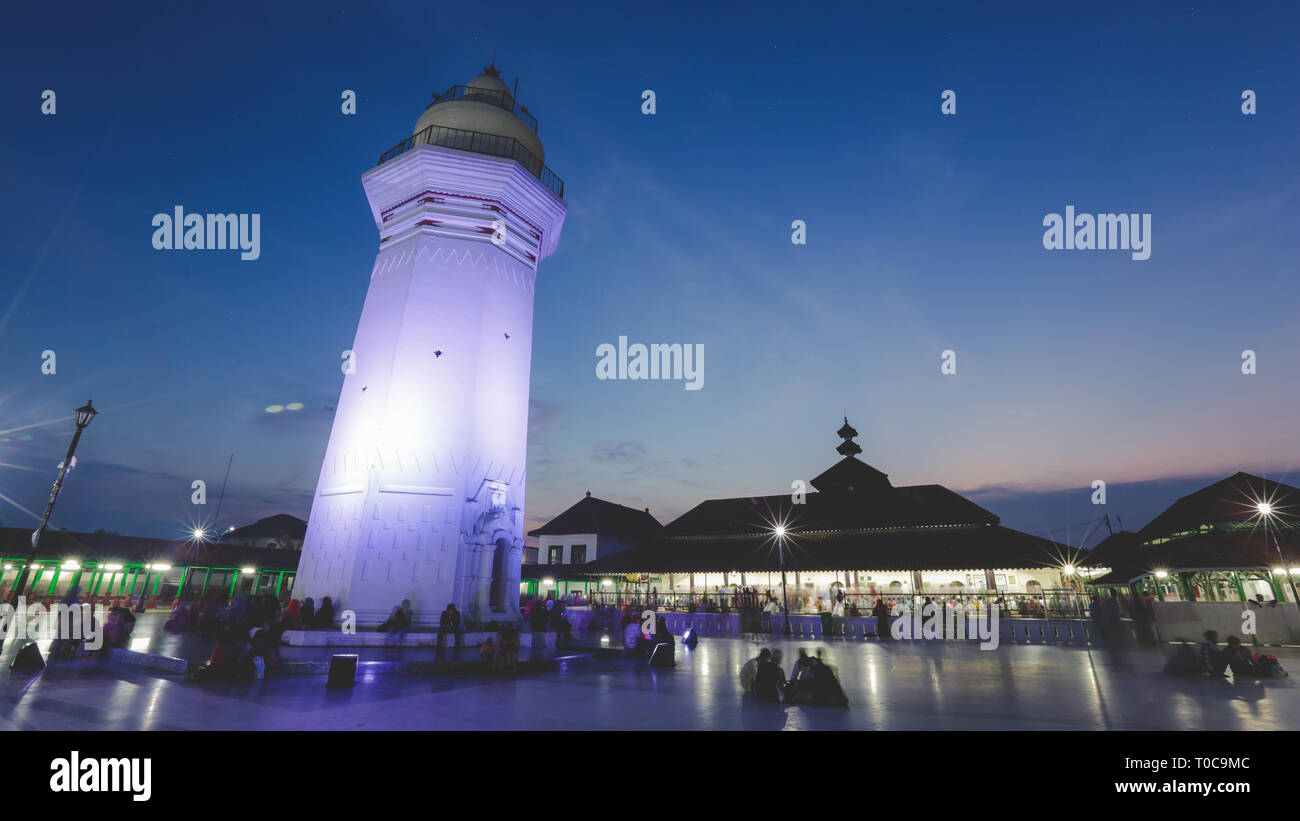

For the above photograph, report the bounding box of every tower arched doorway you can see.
[490,537,510,611]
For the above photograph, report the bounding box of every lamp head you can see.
[75,400,98,429]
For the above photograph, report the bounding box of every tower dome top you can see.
[412,63,544,165]
[465,62,509,93]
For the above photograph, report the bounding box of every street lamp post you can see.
[775,525,791,635]
[10,400,98,603]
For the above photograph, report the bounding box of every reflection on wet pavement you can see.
[1,625,1295,730]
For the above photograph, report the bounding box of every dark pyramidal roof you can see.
[1136,472,1298,540]
[573,418,1067,574]
[1084,471,1300,584]
[222,513,306,541]
[527,493,662,539]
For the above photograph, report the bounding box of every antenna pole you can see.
[212,453,234,527]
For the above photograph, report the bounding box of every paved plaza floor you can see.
[1,630,1297,730]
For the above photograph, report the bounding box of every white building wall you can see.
[295,145,566,626]
[538,534,598,565]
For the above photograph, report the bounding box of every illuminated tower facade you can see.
[296,66,567,626]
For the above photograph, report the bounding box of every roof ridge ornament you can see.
[836,417,862,457]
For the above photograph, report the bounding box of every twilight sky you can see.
[0,0,1297,548]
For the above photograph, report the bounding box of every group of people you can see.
[182,593,333,682]
[526,596,573,647]
[165,592,335,640]
[619,612,675,666]
[740,647,849,706]
[1090,593,1160,645]
[46,586,137,660]
[477,623,522,672]
[377,601,467,649]
[1195,630,1287,678]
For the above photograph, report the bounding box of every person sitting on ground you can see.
[814,648,839,680]
[753,649,786,703]
[741,648,770,693]
[480,635,497,666]
[1200,630,1227,676]
[807,653,850,707]
[791,648,814,680]
[103,606,136,650]
[247,620,277,677]
[379,599,413,640]
[495,624,521,673]
[164,600,194,633]
[49,587,85,660]
[1223,635,1262,677]
[785,648,818,701]
[649,616,675,667]
[189,622,249,682]
[633,618,658,659]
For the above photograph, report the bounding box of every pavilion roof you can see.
[663,482,998,538]
[1086,526,1299,585]
[527,494,662,539]
[222,513,306,541]
[0,526,301,570]
[577,524,1071,575]
[1137,472,1299,539]
[1082,472,1300,586]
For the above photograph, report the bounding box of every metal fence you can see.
[428,84,539,132]
[581,588,1094,620]
[378,123,565,198]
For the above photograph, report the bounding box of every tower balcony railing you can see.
[378,123,565,199]
[427,84,539,133]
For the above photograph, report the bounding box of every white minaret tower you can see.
[296,65,566,626]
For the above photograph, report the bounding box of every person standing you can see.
[872,597,892,640]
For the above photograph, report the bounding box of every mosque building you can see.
[540,420,1084,609]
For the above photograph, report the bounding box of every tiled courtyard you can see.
[1,629,1295,731]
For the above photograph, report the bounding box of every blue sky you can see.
[0,0,1297,546]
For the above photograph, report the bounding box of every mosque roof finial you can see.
[836,417,862,457]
